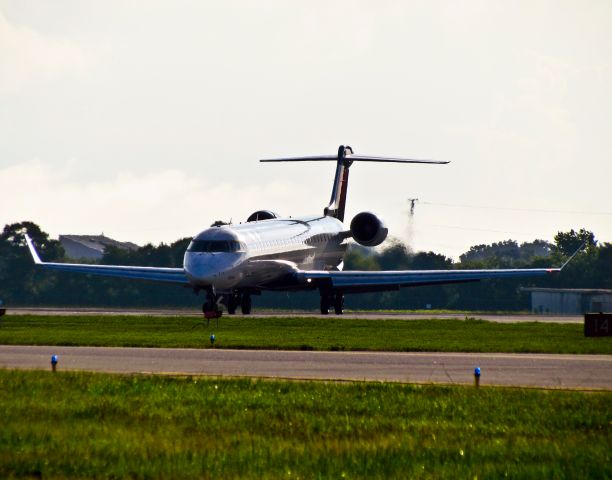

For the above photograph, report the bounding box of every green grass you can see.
[349,309,534,315]
[1,315,611,354]
[0,370,609,479]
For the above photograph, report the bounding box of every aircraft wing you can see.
[297,244,582,293]
[298,267,561,293]
[25,234,190,285]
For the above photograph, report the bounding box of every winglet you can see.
[24,234,43,265]
[559,241,586,270]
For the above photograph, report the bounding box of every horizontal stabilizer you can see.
[261,145,448,222]
[260,155,338,162]
[350,155,448,164]
[261,154,448,164]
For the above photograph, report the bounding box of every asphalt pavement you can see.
[1,345,610,390]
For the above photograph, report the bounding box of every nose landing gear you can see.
[203,290,252,318]
[202,289,222,322]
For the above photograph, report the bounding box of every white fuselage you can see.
[183,215,347,291]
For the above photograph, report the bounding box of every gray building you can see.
[59,235,139,260]
[521,288,612,314]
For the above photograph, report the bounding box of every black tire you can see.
[227,295,238,315]
[320,296,330,315]
[241,294,252,315]
[333,294,344,315]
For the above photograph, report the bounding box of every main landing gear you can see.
[225,292,252,315]
[240,294,252,315]
[320,292,344,315]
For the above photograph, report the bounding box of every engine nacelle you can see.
[349,211,388,247]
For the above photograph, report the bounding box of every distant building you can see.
[59,234,139,260]
[521,288,612,314]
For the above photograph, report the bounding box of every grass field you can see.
[1,314,611,354]
[0,370,609,479]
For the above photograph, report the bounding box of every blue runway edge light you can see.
[210,334,216,344]
[51,355,58,365]
[474,367,481,377]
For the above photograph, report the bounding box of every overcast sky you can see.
[1,1,610,259]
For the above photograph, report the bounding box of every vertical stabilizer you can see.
[323,145,353,222]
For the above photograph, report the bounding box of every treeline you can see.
[1,221,610,311]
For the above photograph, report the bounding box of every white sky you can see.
[1,1,611,259]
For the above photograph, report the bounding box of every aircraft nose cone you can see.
[184,252,242,287]
[185,254,220,283]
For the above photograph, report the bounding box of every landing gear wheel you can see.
[227,295,238,315]
[333,293,344,315]
[320,295,331,315]
[241,294,252,315]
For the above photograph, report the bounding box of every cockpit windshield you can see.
[187,240,243,253]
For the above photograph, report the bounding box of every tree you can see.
[594,243,612,288]
[0,221,65,304]
[553,229,596,256]
[411,251,453,270]
[377,239,412,270]
[519,240,551,260]
[460,240,520,263]
[0,221,64,259]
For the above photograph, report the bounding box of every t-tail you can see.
[260,145,448,222]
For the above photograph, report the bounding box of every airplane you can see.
[25,145,576,317]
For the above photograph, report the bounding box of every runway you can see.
[1,345,610,390]
[6,307,583,323]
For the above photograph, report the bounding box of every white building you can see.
[59,235,139,260]
[521,288,612,314]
